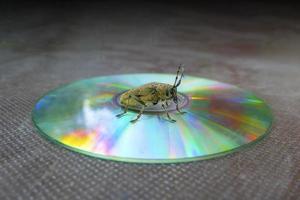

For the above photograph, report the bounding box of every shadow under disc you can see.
[32,74,273,163]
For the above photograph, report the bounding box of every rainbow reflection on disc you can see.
[32,74,273,163]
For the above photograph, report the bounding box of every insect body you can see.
[116,65,185,123]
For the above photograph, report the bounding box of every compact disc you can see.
[32,74,273,163]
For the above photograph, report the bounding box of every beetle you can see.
[116,65,186,123]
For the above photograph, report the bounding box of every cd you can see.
[32,74,273,163]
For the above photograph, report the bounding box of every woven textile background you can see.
[0,2,299,200]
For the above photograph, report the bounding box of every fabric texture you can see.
[0,2,299,200]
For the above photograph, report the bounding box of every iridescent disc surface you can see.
[32,74,273,163]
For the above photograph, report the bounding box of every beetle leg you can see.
[130,105,145,123]
[116,97,130,117]
[165,100,169,107]
[176,103,186,114]
[129,94,146,106]
[129,94,147,123]
[162,103,176,123]
[117,94,145,123]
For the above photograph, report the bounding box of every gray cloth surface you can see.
[0,2,299,200]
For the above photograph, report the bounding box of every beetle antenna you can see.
[173,64,184,87]
[174,65,184,88]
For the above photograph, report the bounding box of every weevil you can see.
[116,65,186,123]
